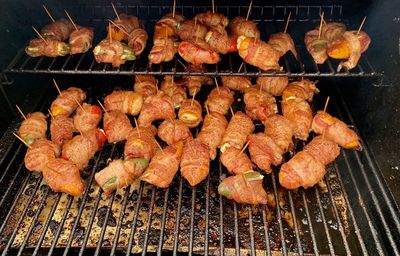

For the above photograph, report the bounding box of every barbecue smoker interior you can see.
[0,1,400,255]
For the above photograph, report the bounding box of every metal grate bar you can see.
[232,202,240,256]
[141,186,157,256]
[287,191,304,255]
[188,187,196,256]
[172,177,183,256]
[156,188,170,256]
[261,206,272,256]
[218,160,225,256]
[0,146,24,205]
[301,191,319,255]
[314,186,335,255]
[94,192,116,256]
[247,206,256,256]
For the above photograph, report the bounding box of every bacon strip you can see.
[268,32,298,59]
[50,115,75,146]
[134,75,157,99]
[197,111,228,160]
[160,76,187,109]
[69,27,94,54]
[221,76,251,93]
[137,92,176,127]
[43,158,84,196]
[264,114,294,153]
[281,97,313,141]
[244,87,278,121]
[124,126,157,160]
[18,112,48,145]
[229,16,260,38]
[218,171,268,205]
[157,119,192,145]
[93,39,136,67]
[140,141,184,188]
[24,139,60,172]
[220,146,253,175]
[256,76,289,96]
[50,87,86,117]
[194,11,229,33]
[204,29,236,54]
[104,90,143,116]
[178,99,203,128]
[282,79,319,102]
[248,133,283,173]
[219,111,255,152]
[41,19,74,41]
[205,86,234,115]
[73,103,102,133]
[177,20,208,41]
[180,139,210,186]
[312,111,362,150]
[25,37,70,57]
[304,29,329,64]
[178,40,220,65]
[103,110,132,143]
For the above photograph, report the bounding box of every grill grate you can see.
[0,82,399,255]
[3,4,382,78]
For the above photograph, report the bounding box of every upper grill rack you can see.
[2,4,382,77]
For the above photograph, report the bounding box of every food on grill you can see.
[194,11,229,33]
[256,76,289,96]
[160,76,187,109]
[138,92,176,127]
[93,39,136,67]
[218,171,268,205]
[279,135,340,189]
[69,27,94,54]
[103,110,132,143]
[50,115,75,146]
[43,158,85,196]
[41,19,74,41]
[237,36,281,71]
[134,75,158,99]
[268,32,298,59]
[178,40,220,65]
[220,146,253,175]
[219,111,255,152]
[205,86,234,115]
[180,139,210,186]
[124,125,157,160]
[95,159,147,196]
[62,128,106,169]
[321,22,347,42]
[50,87,86,117]
[229,16,260,38]
[182,65,213,96]
[73,103,102,133]
[312,111,362,150]
[177,20,208,41]
[149,13,184,65]
[221,76,251,93]
[204,29,237,54]
[104,90,143,116]
[244,87,278,121]
[157,119,192,145]
[108,14,141,41]
[282,97,313,141]
[25,37,70,57]
[248,133,283,173]
[197,111,228,160]
[282,79,319,102]
[24,139,60,172]
[178,99,203,128]
[328,31,371,71]
[18,112,48,145]
[264,114,294,153]
[140,141,184,188]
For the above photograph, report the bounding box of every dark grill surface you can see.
[0,3,399,256]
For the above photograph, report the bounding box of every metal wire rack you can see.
[2,4,382,78]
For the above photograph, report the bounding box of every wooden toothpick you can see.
[15,105,27,120]
[74,98,85,112]
[52,79,63,95]
[32,26,48,44]
[323,96,330,113]
[284,12,291,33]
[205,104,209,115]
[154,139,164,153]
[172,0,176,18]
[191,89,197,106]
[109,23,112,43]
[64,10,79,31]
[13,132,32,149]
[214,77,220,94]
[357,16,367,35]
[108,19,129,36]
[318,12,324,39]
[42,5,55,22]
[212,0,215,13]
[134,117,141,138]
[97,100,107,112]
[238,62,244,72]
[230,106,234,116]
[48,109,54,120]
[238,141,250,155]
[111,3,121,21]
[246,0,253,21]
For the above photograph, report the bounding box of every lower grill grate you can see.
[0,83,399,256]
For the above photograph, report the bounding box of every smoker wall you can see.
[0,0,399,203]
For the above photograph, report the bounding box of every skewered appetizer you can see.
[134,75,158,99]
[50,115,75,146]
[220,146,253,175]
[256,76,289,96]
[157,119,192,145]
[178,99,203,128]
[93,39,136,67]
[194,11,229,34]
[25,37,70,57]
[138,92,176,127]
[248,133,283,173]
[140,141,184,188]
[160,76,187,109]
[43,158,85,196]
[282,97,313,141]
[197,111,228,160]
[18,112,48,145]
[177,20,208,41]
[279,135,340,189]
[219,111,255,152]
[221,76,251,93]
[312,111,362,150]
[182,65,213,96]
[24,139,60,172]
[124,125,157,160]
[244,87,278,121]
[73,103,102,133]
[41,19,74,41]
[264,114,294,153]
[268,32,298,59]
[180,139,210,186]
[205,86,234,115]
[62,128,106,169]
[218,171,268,205]
[104,90,143,116]
[205,29,237,54]
[95,159,147,196]
[50,87,86,117]
[178,40,220,65]
[282,79,319,102]
[108,14,141,41]
[237,36,281,71]
[229,16,260,39]
[69,27,94,54]
[103,110,132,143]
